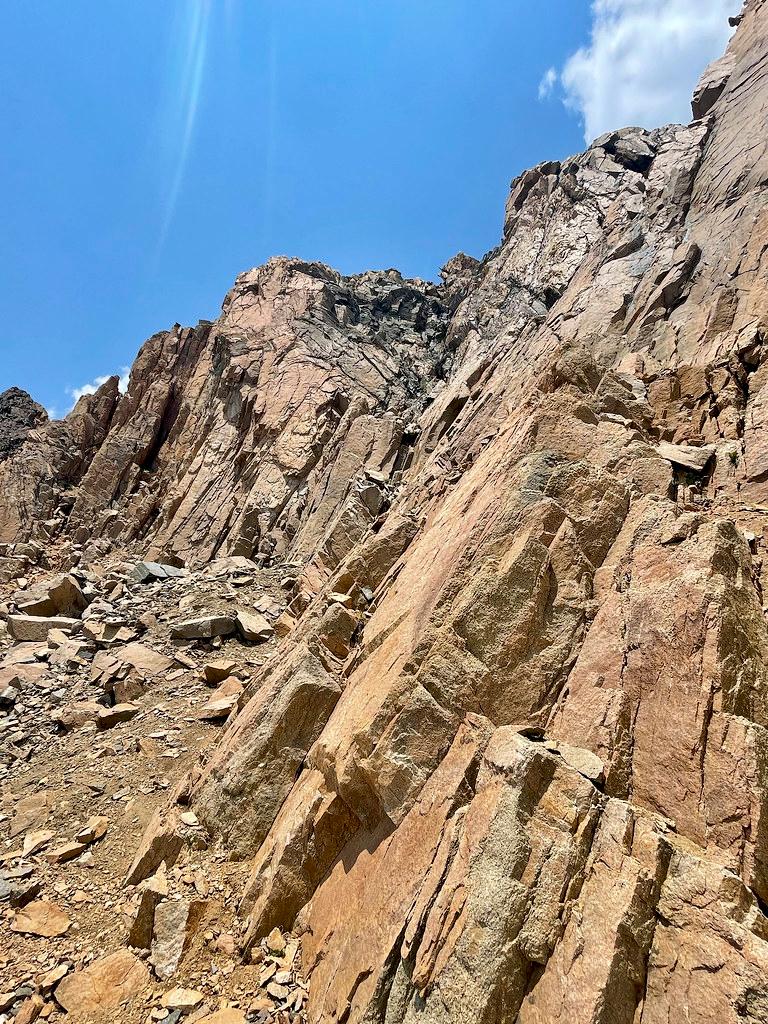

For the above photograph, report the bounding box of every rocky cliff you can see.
[3,3,768,1023]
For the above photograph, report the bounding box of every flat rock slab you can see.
[236,609,274,642]
[162,988,205,1012]
[55,950,150,1014]
[8,615,81,642]
[118,641,174,675]
[171,616,237,640]
[131,561,187,583]
[656,440,715,472]
[97,703,140,729]
[10,900,71,937]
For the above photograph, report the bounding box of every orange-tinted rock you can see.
[7,6,768,1024]
[11,900,71,938]
[55,950,149,1014]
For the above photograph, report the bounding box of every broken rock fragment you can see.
[97,702,140,729]
[128,865,169,949]
[7,615,80,642]
[75,814,110,844]
[42,840,87,864]
[131,560,186,583]
[203,658,239,684]
[161,988,205,1013]
[235,608,274,643]
[171,615,237,640]
[125,810,185,885]
[655,440,715,472]
[55,950,150,1014]
[150,898,207,979]
[196,677,244,720]
[11,900,71,937]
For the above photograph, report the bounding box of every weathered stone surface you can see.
[125,810,185,885]
[170,615,237,640]
[131,560,186,583]
[196,1011,246,1024]
[162,988,205,1013]
[46,573,90,617]
[150,898,207,979]
[97,702,140,729]
[14,996,44,1024]
[235,608,274,643]
[195,677,243,720]
[203,658,239,684]
[117,642,174,675]
[10,900,70,937]
[6,6,768,1024]
[692,50,736,118]
[128,866,169,949]
[7,615,80,642]
[55,950,149,1014]
[194,646,343,856]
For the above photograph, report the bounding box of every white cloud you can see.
[67,367,130,409]
[538,67,558,100]
[559,0,741,143]
[68,375,112,405]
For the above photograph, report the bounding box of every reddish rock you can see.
[5,7,768,1024]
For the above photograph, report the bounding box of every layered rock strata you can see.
[4,3,768,1021]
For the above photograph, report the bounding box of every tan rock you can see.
[11,900,71,937]
[46,573,90,617]
[128,865,168,949]
[39,963,69,992]
[196,1011,246,1024]
[75,814,110,844]
[196,678,243,721]
[118,642,174,675]
[55,950,149,1014]
[42,840,87,864]
[235,609,274,643]
[14,996,44,1024]
[203,658,238,684]
[317,603,357,659]
[7,615,80,642]
[161,987,205,1013]
[97,702,140,728]
[125,810,184,885]
[193,646,342,856]
[22,828,54,857]
[52,700,102,732]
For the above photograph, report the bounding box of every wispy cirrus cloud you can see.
[538,67,557,100]
[155,0,214,256]
[540,0,741,143]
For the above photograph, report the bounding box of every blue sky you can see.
[0,1,738,416]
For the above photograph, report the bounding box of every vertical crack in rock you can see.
[4,4,768,1023]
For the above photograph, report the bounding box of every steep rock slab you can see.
[301,728,602,1024]
[194,645,342,856]
[549,513,768,901]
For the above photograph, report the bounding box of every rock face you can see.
[0,388,47,461]
[4,3,768,1022]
